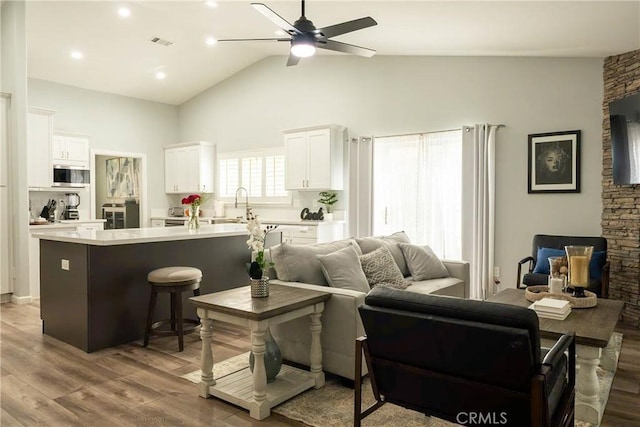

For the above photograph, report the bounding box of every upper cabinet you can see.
[52,132,89,167]
[284,125,345,191]
[27,107,56,188]
[164,141,215,194]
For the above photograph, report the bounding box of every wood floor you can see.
[1,300,639,426]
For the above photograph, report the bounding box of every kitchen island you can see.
[33,224,283,352]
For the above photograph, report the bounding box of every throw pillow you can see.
[590,251,607,281]
[359,246,409,289]
[355,231,411,277]
[398,243,449,281]
[270,239,359,285]
[317,246,370,293]
[532,247,566,274]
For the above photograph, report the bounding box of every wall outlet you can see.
[493,266,500,277]
[61,259,70,271]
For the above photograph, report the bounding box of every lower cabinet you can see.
[29,222,105,298]
[279,222,344,245]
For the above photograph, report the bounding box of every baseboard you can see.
[10,294,33,304]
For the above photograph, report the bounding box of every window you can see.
[218,148,290,204]
[372,130,462,259]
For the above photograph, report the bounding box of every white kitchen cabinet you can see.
[150,219,165,228]
[278,222,344,245]
[52,132,89,167]
[284,125,345,191]
[164,141,215,194]
[27,107,56,188]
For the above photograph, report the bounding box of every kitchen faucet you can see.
[234,187,251,220]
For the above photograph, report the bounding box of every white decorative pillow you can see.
[355,231,411,277]
[270,239,357,285]
[317,246,370,293]
[359,246,409,289]
[399,243,450,281]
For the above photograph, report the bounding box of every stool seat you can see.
[144,266,202,352]
[148,266,202,284]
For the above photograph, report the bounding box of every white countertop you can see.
[31,223,288,246]
[29,219,107,231]
[263,219,345,226]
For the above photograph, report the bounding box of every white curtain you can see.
[469,124,498,300]
[372,131,462,259]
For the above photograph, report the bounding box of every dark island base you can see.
[40,233,281,352]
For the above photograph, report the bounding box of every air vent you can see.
[149,37,173,47]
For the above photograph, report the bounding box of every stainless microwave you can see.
[52,165,90,187]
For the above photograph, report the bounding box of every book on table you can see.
[528,298,571,320]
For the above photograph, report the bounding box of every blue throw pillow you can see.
[532,247,566,274]
[590,251,606,281]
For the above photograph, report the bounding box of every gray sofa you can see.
[266,232,470,381]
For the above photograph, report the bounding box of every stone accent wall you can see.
[602,49,640,327]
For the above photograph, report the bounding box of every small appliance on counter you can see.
[62,193,81,220]
[168,206,185,217]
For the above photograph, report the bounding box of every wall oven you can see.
[53,165,90,187]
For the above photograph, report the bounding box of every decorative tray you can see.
[525,285,597,308]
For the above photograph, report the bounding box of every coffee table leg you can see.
[198,315,215,398]
[249,326,270,420]
[600,334,620,371]
[309,302,325,388]
[575,344,602,425]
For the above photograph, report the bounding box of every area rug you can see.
[182,332,623,427]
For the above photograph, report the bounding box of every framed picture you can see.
[528,130,581,193]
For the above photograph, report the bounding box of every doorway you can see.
[90,149,148,228]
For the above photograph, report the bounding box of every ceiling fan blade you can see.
[286,53,301,67]
[317,40,376,57]
[217,38,290,42]
[316,17,377,39]
[251,3,301,35]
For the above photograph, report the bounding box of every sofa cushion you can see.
[359,246,409,289]
[405,277,466,298]
[270,239,357,285]
[317,245,370,293]
[399,243,449,281]
[356,231,411,276]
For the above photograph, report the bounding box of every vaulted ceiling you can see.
[26,1,640,105]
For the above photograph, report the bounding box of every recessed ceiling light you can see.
[70,51,84,60]
[274,29,286,36]
[205,37,217,46]
[155,71,166,80]
[204,1,218,8]
[118,7,131,18]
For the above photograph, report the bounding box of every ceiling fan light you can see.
[291,42,315,58]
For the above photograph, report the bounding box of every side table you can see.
[189,284,331,420]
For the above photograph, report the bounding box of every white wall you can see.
[27,79,179,219]
[178,55,604,289]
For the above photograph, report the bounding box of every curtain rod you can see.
[377,124,505,139]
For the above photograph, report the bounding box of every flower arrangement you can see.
[318,191,337,213]
[181,193,211,229]
[246,212,278,279]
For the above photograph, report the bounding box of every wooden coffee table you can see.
[489,289,624,425]
[189,284,331,420]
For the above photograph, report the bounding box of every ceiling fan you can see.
[217,0,378,66]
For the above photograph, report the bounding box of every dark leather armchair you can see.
[517,234,609,297]
[355,287,575,427]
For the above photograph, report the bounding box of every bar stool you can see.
[143,266,202,351]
